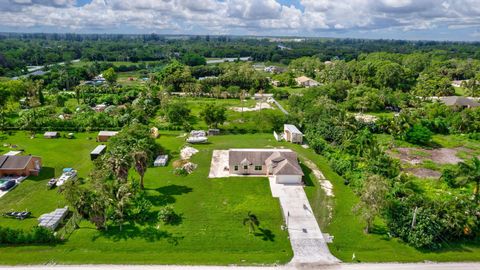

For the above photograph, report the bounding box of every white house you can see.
[295,76,320,88]
[284,124,303,144]
[228,149,303,184]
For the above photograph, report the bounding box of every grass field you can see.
[1,131,480,264]
[0,132,292,265]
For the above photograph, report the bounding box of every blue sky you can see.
[1,0,480,41]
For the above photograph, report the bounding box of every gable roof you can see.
[98,131,119,137]
[0,155,33,170]
[229,149,303,176]
[439,96,480,107]
[284,124,302,134]
[295,76,315,83]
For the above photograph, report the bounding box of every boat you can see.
[186,136,208,144]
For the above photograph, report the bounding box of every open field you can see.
[1,132,480,264]
[0,132,292,265]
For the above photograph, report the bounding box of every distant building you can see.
[295,76,320,88]
[0,155,42,177]
[264,66,286,74]
[438,96,480,109]
[284,124,303,144]
[44,132,60,139]
[228,149,303,184]
[97,131,119,142]
[452,80,468,88]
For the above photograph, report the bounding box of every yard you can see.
[0,132,292,265]
[1,131,480,264]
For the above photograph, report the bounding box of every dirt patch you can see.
[405,168,442,179]
[301,158,334,197]
[230,102,273,112]
[391,147,465,165]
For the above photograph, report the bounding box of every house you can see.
[154,155,168,167]
[452,80,468,88]
[44,132,59,139]
[284,124,303,144]
[97,131,119,142]
[94,104,107,112]
[228,149,303,184]
[295,76,320,88]
[90,145,107,160]
[438,96,480,109]
[264,66,286,74]
[0,155,42,177]
[271,80,281,87]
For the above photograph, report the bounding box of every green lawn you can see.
[0,132,292,265]
[1,131,480,264]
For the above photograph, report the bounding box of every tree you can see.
[243,211,260,233]
[165,102,191,126]
[103,67,117,85]
[458,157,480,202]
[354,174,389,233]
[133,151,148,189]
[182,53,206,66]
[200,103,226,128]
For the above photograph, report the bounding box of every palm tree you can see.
[133,151,148,189]
[243,211,260,233]
[458,157,480,202]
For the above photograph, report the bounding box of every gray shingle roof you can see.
[229,149,303,176]
[439,96,480,107]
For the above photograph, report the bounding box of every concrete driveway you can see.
[208,150,230,178]
[269,178,340,266]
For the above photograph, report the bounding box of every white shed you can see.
[154,155,169,167]
[284,124,303,144]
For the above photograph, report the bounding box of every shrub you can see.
[157,206,180,225]
[405,124,432,145]
[0,226,58,245]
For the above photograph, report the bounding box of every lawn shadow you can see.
[370,224,392,241]
[27,167,55,182]
[254,228,275,242]
[145,184,193,206]
[91,223,184,245]
[300,163,315,187]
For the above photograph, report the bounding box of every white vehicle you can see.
[186,136,208,144]
[56,168,77,187]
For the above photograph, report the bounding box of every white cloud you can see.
[0,0,479,39]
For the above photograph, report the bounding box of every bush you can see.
[157,206,181,225]
[405,124,432,145]
[0,226,58,245]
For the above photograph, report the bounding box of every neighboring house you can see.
[264,66,286,74]
[0,155,42,177]
[90,145,107,160]
[44,132,60,139]
[228,149,304,184]
[295,76,320,87]
[284,124,303,144]
[94,104,107,112]
[452,80,468,88]
[271,80,281,87]
[438,96,480,109]
[97,131,119,142]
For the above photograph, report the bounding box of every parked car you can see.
[0,180,16,191]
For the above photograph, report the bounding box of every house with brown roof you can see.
[0,155,42,177]
[295,76,320,88]
[228,149,303,184]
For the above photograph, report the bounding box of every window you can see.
[234,165,238,171]
[243,165,248,170]
[254,165,262,171]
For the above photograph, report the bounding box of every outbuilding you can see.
[154,155,169,167]
[90,145,107,160]
[284,124,303,144]
[97,131,119,142]
[44,132,59,139]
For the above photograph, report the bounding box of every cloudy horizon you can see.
[1,0,480,41]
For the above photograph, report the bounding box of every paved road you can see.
[269,178,340,266]
[1,263,479,270]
